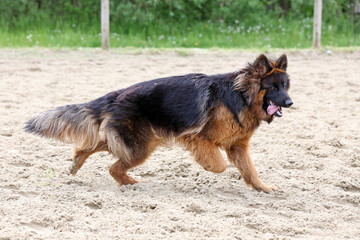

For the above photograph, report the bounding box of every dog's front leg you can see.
[182,136,227,173]
[225,139,277,193]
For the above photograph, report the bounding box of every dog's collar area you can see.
[264,68,285,77]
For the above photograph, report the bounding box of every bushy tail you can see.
[24,104,101,150]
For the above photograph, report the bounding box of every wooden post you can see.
[313,0,322,48]
[356,0,360,14]
[101,0,109,50]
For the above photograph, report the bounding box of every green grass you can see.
[0,18,359,48]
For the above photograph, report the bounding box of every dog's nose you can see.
[285,99,293,107]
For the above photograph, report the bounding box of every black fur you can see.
[93,72,246,138]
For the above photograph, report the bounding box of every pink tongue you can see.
[267,105,279,115]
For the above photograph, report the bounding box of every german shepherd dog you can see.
[25,54,293,193]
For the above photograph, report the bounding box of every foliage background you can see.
[0,0,358,48]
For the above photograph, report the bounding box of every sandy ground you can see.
[0,49,359,240]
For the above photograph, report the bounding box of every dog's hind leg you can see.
[108,134,160,186]
[70,142,108,175]
[225,138,277,193]
[109,160,144,185]
[184,137,227,173]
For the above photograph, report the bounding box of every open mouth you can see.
[266,100,283,117]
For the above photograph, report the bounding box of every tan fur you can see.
[103,126,132,164]
[179,135,227,173]
[198,105,259,148]
[225,138,277,192]
[30,108,102,151]
[71,143,108,175]
[109,136,161,185]
[177,104,276,193]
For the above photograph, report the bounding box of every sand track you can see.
[0,49,359,239]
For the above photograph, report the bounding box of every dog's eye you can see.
[271,86,277,90]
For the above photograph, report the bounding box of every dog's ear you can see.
[253,54,271,77]
[276,54,287,71]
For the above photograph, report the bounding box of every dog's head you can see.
[237,54,293,123]
[257,54,293,118]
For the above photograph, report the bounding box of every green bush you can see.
[0,0,356,29]
[0,0,358,48]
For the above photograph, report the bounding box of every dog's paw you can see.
[69,163,77,176]
[256,184,278,193]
